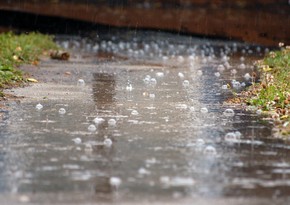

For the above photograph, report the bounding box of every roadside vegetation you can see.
[239,44,290,136]
[0,32,58,97]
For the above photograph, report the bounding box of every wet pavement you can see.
[1,31,290,204]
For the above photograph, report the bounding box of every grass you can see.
[0,32,58,96]
[241,44,290,136]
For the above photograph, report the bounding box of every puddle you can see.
[1,31,289,203]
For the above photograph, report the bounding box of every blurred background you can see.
[0,0,289,46]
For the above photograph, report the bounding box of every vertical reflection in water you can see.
[92,72,119,196]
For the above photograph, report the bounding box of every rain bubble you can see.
[72,137,82,144]
[126,83,133,91]
[182,80,190,87]
[58,108,66,115]
[131,110,139,115]
[138,167,151,175]
[108,119,117,126]
[156,72,164,77]
[217,64,225,72]
[240,56,245,62]
[200,107,208,113]
[109,177,122,187]
[150,78,157,86]
[203,145,217,156]
[214,72,220,77]
[88,124,97,132]
[197,70,203,76]
[103,138,113,147]
[35,103,43,110]
[189,106,195,112]
[223,109,235,117]
[178,72,185,79]
[256,109,262,115]
[93,117,105,124]
[149,93,155,99]
[238,63,246,69]
[196,138,205,146]
[244,73,251,81]
[77,79,85,86]
[224,132,240,143]
[221,84,228,90]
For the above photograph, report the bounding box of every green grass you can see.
[245,45,290,135]
[0,32,58,95]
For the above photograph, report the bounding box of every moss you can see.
[0,32,58,90]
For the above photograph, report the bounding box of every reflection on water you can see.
[1,31,290,202]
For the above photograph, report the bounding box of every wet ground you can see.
[1,31,290,204]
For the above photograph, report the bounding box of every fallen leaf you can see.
[27,78,38,83]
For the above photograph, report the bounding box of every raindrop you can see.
[200,107,208,113]
[108,119,117,126]
[203,145,217,156]
[103,138,113,147]
[35,103,43,110]
[93,117,105,124]
[223,109,235,117]
[72,137,82,144]
[58,108,66,115]
[88,124,97,132]
[109,177,122,187]
[77,79,85,86]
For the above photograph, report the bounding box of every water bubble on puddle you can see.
[240,56,245,62]
[110,177,122,187]
[244,73,252,81]
[223,108,235,117]
[196,138,205,146]
[88,124,97,132]
[200,107,208,113]
[72,137,82,144]
[224,132,240,143]
[189,106,195,112]
[143,75,151,84]
[156,72,164,77]
[197,70,203,76]
[138,167,151,175]
[231,69,237,75]
[108,119,117,126]
[239,63,246,69]
[93,117,105,124]
[150,78,157,86]
[217,64,225,72]
[182,80,190,87]
[224,61,231,69]
[77,79,85,86]
[178,72,185,79]
[58,108,66,115]
[175,104,188,110]
[84,143,93,152]
[103,138,113,147]
[256,109,262,115]
[149,93,155,99]
[221,84,228,90]
[160,176,195,187]
[35,103,43,110]
[126,83,133,91]
[214,72,220,77]
[203,145,217,156]
[231,80,241,89]
[131,110,139,116]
